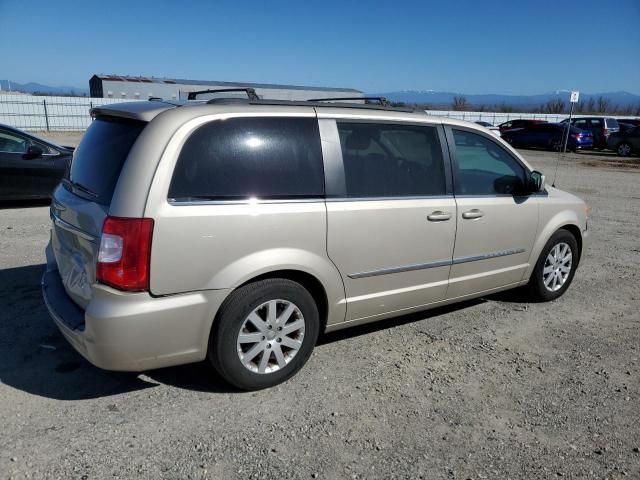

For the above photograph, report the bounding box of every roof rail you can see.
[308,96,391,107]
[187,88,259,101]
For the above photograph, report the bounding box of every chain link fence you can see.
[2,94,638,132]
[0,94,145,131]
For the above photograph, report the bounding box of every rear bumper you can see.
[42,268,231,371]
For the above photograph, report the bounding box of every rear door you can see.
[323,118,457,322]
[49,116,146,308]
[445,127,539,298]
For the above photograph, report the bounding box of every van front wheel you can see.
[209,279,319,391]
[527,229,579,302]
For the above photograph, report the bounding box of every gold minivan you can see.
[42,95,588,390]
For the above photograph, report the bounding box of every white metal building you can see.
[89,75,362,102]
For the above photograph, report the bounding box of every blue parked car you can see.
[502,123,593,152]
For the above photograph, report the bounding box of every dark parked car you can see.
[0,124,74,201]
[561,117,619,149]
[616,118,640,127]
[618,122,636,133]
[498,119,546,133]
[607,126,640,157]
[501,123,593,152]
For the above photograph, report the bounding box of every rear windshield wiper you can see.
[63,178,98,198]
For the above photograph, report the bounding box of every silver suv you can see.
[42,96,588,390]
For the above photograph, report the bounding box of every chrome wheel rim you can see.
[542,242,572,292]
[237,299,305,374]
[618,143,631,156]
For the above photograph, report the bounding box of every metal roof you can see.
[91,74,361,93]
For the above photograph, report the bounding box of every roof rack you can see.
[187,88,259,101]
[308,96,391,107]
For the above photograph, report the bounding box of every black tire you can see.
[526,229,579,302]
[208,278,320,391]
[617,142,632,157]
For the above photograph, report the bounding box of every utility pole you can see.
[553,91,580,186]
[561,91,580,153]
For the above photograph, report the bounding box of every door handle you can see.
[462,209,484,219]
[427,211,452,222]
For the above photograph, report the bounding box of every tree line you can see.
[392,96,640,116]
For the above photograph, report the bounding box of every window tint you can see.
[605,118,619,129]
[69,117,145,205]
[0,129,29,153]
[452,129,527,195]
[574,119,588,129]
[336,122,446,198]
[589,119,603,127]
[169,117,324,201]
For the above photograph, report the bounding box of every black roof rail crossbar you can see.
[187,88,260,101]
[308,96,391,107]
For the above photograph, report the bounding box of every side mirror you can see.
[24,145,44,159]
[529,170,546,193]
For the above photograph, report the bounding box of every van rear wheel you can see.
[208,278,319,390]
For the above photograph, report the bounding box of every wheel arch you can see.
[236,269,330,333]
[560,223,583,259]
[525,209,584,280]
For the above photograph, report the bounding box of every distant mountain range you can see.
[372,90,640,108]
[0,80,89,96]
[1,79,638,108]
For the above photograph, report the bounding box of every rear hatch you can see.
[571,126,593,144]
[50,116,146,309]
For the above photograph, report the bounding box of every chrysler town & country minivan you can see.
[42,96,588,390]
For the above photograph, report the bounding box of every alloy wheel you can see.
[236,299,305,374]
[542,242,572,292]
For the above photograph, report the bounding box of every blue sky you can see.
[1,0,639,95]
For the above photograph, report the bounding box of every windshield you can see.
[69,117,146,205]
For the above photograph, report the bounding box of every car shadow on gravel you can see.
[318,298,486,345]
[0,264,243,400]
[0,263,534,399]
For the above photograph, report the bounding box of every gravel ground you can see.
[1,142,639,479]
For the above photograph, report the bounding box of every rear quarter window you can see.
[606,118,619,129]
[169,117,324,201]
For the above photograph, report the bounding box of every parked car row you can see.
[474,117,639,157]
[502,123,593,152]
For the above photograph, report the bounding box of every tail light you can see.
[96,216,154,291]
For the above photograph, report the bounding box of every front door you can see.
[445,127,539,299]
[323,119,457,322]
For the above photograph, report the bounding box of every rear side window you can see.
[169,117,324,201]
[336,122,446,198]
[573,119,588,129]
[69,117,145,205]
[605,118,619,129]
[589,119,603,128]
